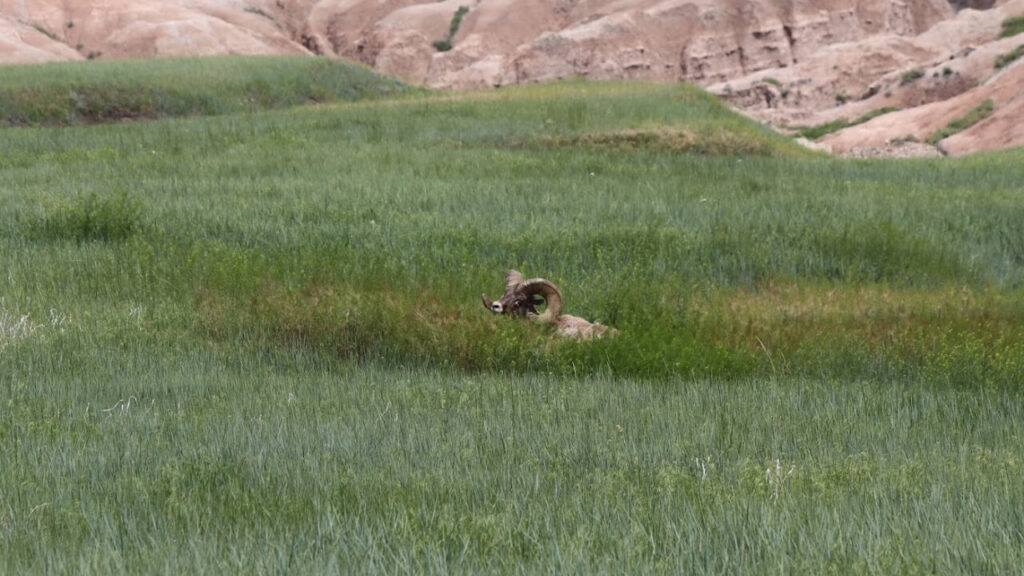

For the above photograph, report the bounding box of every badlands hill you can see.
[2,0,1022,155]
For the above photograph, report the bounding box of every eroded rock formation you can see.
[2,0,1022,155]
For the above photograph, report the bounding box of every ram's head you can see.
[482,269,613,340]
[481,269,562,322]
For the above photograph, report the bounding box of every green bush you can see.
[30,191,141,242]
[900,68,925,85]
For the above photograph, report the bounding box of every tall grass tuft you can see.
[29,190,141,242]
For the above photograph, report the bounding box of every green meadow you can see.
[2,56,1023,573]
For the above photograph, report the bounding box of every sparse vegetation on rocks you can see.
[792,106,900,140]
[900,67,925,85]
[29,190,141,243]
[994,45,1024,69]
[432,5,470,52]
[999,14,1024,38]
[926,98,994,144]
[31,23,58,40]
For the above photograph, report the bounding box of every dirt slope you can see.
[1,0,1022,155]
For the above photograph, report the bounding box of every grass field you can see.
[0,56,413,126]
[2,56,1024,573]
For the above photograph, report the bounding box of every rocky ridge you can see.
[2,0,1022,155]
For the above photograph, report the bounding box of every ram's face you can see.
[482,269,548,319]
[482,293,505,314]
[482,293,536,317]
[508,295,543,317]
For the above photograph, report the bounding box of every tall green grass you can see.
[2,79,1023,382]
[2,62,1024,572]
[4,359,1023,573]
[0,56,414,125]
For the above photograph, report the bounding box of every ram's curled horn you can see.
[516,278,563,324]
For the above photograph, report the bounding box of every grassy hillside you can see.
[2,61,1024,572]
[0,56,414,125]
[4,79,1017,383]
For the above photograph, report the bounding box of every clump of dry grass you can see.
[506,125,812,157]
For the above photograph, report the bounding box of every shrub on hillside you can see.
[900,68,925,85]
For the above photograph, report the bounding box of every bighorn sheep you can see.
[481,269,614,340]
